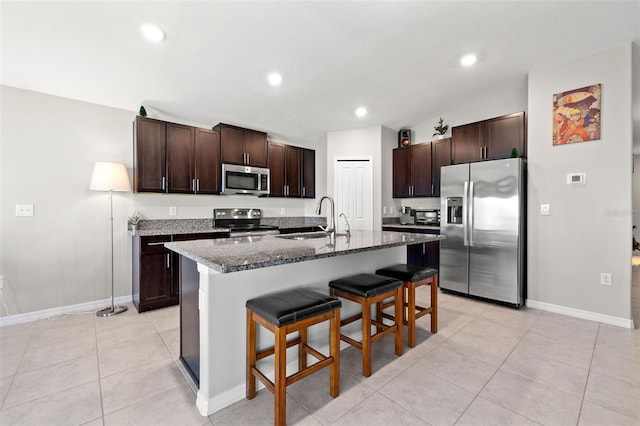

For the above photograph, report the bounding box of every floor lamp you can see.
[90,162,131,317]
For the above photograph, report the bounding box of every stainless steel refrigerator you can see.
[439,158,525,307]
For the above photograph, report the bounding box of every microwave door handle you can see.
[463,181,469,246]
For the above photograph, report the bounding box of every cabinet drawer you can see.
[140,235,171,253]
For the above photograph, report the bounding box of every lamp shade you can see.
[89,162,131,192]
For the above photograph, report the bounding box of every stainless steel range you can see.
[214,208,280,237]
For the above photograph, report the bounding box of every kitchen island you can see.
[165,230,444,416]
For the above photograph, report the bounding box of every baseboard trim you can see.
[526,299,635,329]
[0,295,133,327]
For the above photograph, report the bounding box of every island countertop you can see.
[165,230,444,273]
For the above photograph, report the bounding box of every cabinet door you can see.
[452,122,483,164]
[407,244,427,267]
[431,138,451,197]
[411,143,432,197]
[244,130,268,167]
[268,142,286,197]
[137,236,173,311]
[285,145,302,197]
[220,125,245,165]
[392,147,411,198]
[135,117,166,192]
[167,123,195,193]
[194,128,220,194]
[302,148,315,199]
[484,112,525,160]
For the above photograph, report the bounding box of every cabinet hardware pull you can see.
[196,179,200,191]
[480,146,483,158]
[246,153,249,164]
[166,253,170,268]
[432,183,434,195]
[302,187,305,197]
[147,242,167,246]
[162,176,166,191]
[192,179,196,192]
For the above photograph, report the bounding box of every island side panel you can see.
[196,246,405,415]
[180,256,200,385]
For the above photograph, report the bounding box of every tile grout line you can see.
[574,322,600,426]
[451,308,544,426]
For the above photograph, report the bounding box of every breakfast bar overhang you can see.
[165,230,444,416]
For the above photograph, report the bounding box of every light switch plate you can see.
[169,207,177,216]
[16,204,34,217]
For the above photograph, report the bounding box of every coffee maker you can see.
[400,206,414,225]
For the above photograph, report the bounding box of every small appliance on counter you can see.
[414,209,440,226]
[399,206,414,225]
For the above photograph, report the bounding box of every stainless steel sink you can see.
[276,231,348,240]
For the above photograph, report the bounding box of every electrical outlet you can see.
[540,204,550,216]
[280,208,286,215]
[600,272,612,286]
[383,206,388,215]
[169,207,177,216]
[16,204,34,217]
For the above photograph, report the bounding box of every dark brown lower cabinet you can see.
[382,226,440,270]
[133,232,227,313]
[133,236,174,313]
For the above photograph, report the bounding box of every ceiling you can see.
[2,1,639,146]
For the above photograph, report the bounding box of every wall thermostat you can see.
[567,173,586,185]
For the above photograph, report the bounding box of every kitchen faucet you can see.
[316,195,336,239]
[339,212,351,238]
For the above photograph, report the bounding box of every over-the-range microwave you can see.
[221,163,270,196]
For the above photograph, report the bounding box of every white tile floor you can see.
[1,274,639,426]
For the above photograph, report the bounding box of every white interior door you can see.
[334,159,373,231]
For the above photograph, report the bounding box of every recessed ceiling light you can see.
[140,24,165,42]
[460,53,477,67]
[355,107,367,117]
[268,73,283,86]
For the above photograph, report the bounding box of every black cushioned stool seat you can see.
[246,288,341,426]
[375,264,439,348]
[329,273,403,377]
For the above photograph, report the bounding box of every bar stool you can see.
[328,273,403,377]
[246,288,341,426]
[375,264,438,348]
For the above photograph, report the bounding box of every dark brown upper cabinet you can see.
[214,123,268,168]
[134,116,220,194]
[268,142,303,198]
[302,148,315,199]
[431,138,451,197]
[134,116,167,193]
[193,128,221,194]
[452,112,525,164]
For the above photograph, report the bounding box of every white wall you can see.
[326,126,384,229]
[0,86,323,316]
[527,45,633,320]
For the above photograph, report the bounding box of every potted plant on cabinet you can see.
[128,210,143,233]
[433,117,449,140]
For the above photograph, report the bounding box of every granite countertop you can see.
[130,217,327,237]
[165,230,444,273]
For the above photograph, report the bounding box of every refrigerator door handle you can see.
[463,181,469,246]
[468,181,475,246]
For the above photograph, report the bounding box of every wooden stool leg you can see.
[246,310,257,399]
[362,300,372,377]
[431,275,438,333]
[274,326,287,426]
[298,328,308,370]
[407,282,417,348]
[329,308,341,397]
[375,301,383,333]
[394,287,403,356]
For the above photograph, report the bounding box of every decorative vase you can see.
[130,224,137,233]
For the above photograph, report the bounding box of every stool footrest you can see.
[256,337,302,361]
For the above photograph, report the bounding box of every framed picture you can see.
[552,83,601,145]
